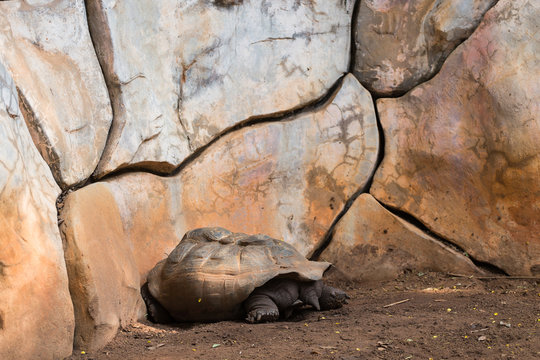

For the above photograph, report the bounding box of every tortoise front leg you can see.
[244,293,279,323]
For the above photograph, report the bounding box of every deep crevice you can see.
[311,93,385,260]
[309,189,361,261]
[16,88,64,189]
[377,200,508,276]
[347,0,362,74]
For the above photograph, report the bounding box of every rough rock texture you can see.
[0,0,112,188]
[87,0,355,177]
[59,74,379,297]
[371,0,540,275]
[320,194,482,282]
[0,62,74,359]
[353,0,497,96]
[60,183,145,352]
[173,74,378,257]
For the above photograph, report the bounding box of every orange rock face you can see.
[61,183,145,351]
[371,0,540,275]
[0,63,74,359]
[321,194,482,282]
[137,74,377,258]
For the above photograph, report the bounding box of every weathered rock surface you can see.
[353,0,496,96]
[0,0,112,188]
[60,74,379,300]
[0,62,74,359]
[60,183,145,352]
[371,0,540,275]
[321,194,482,282]
[88,0,354,177]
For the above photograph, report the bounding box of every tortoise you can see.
[141,227,349,323]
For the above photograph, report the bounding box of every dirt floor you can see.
[68,272,539,360]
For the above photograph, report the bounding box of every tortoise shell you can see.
[147,227,330,322]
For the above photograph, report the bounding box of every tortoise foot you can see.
[245,308,279,323]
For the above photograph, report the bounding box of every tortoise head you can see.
[319,285,350,310]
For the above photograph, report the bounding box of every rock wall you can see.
[1,0,538,356]
[353,0,497,96]
[0,61,74,359]
[86,0,355,177]
[370,0,540,275]
[0,0,112,189]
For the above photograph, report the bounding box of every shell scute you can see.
[147,227,330,321]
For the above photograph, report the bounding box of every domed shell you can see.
[147,227,331,322]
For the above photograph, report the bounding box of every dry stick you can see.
[470,328,489,333]
[447,273,540,280]
[383,299,410,308]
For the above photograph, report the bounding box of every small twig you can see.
[470,328,489,333]
[447,273,540,280]
[383,299,410,308]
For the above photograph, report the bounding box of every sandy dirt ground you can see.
[67,272,539,360]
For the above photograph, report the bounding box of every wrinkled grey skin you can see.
[141,278,349,324]
[243,278,349,323]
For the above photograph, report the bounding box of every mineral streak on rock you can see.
[0,61,74,360]
[371,0,540,275]
[88,0,355,177]
[0,0,112,188]
[353,0,497,96]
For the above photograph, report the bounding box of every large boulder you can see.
[0,0,112,188]
[86,0,354,177]
[0,62,74,359]
[320,194,482,282]
[371,0,540,275]
[353,0,496,96]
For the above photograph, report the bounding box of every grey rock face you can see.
[88,0,355,177]
[0,0,112,188]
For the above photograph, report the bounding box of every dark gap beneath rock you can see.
[212,0,243,8]
[377,200,509,276]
